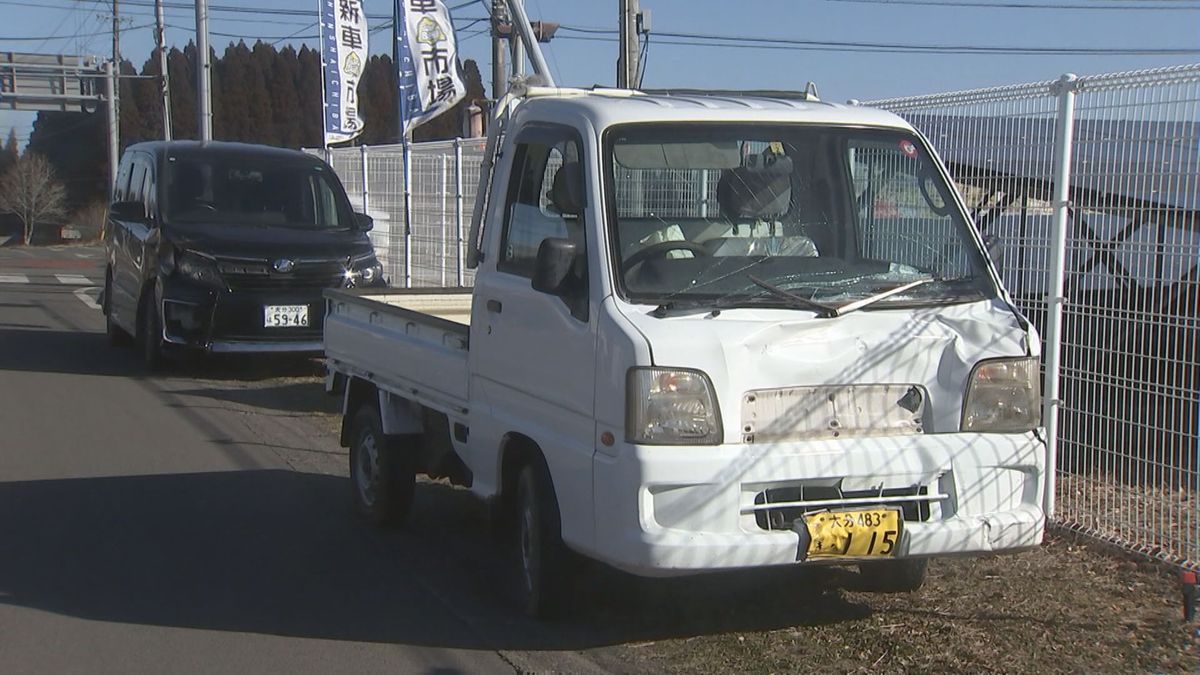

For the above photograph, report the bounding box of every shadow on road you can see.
[0,470,875,649]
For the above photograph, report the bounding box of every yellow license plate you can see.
[803,508,902,559]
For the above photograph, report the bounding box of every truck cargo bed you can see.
[324,287,472,415]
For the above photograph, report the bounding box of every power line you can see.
[0,22,153,41]
[554,32,1200,56]
[820,0,1200,9]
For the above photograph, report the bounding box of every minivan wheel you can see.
[140,297,165,371]
[858,558,928,593]
[349,405,415,527]
[104,271,131,347]
[515,462,571,619]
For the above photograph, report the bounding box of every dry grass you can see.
[613,533,1199,673]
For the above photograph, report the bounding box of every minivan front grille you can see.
[218,257,348,292]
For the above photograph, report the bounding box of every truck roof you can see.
[513,89,914,132]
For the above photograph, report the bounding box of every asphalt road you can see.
[0,244,631,674]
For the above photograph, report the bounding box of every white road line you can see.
[55,274,94,285]
[0,274,30,284]
[74,286,102,311]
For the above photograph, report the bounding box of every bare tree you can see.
[0,152,68,246]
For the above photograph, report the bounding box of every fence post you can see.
[454,138,464,287]
[1043,73,1078,519]
[441,154,448,287]
[403,140,413,288]
[359,144,369,215]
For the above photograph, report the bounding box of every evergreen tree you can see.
[168,45,198,140]
[296,45,324,148]
[26,111,107,210]
[249,41,279,146]
[0,129,17,176]
[270,46,304,148]
[117,59,147,149]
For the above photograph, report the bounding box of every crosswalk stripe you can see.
[54,274,94,285]
[0,274,30,284]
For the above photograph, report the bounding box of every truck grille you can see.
[750,482,942,531]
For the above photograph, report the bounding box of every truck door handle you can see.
[486,299,502,314]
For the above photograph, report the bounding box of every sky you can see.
[2,0,1198,147]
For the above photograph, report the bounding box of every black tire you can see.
[348,405,415,527]
[104,271,131,347]
[858,558,928,593]
[139,295,164,371]
[515,461,572,619]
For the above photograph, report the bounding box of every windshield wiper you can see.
[748,275,934,318]
[747,275,839,318]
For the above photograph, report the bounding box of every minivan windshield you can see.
[607,124,996,311]
[164,155,352,229]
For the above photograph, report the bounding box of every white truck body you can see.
[325,90,1047,584]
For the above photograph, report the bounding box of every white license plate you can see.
[263,304,309,328]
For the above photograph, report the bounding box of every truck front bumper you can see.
[590,432,1046,577]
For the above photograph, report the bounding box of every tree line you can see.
[8,41,487,234]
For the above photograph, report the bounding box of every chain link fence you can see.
[314,63,1198,571]
[867,64,1200,571]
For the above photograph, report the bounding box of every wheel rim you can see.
[354,429,380,507]
[519,487,537,596]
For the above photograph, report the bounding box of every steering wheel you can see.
[623,240,710,270]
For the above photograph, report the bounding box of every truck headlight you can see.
[962,357,1041,432]
[176,251,224,288]
[627,367,722,445]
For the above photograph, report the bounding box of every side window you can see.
[143,158,157,218]
[128,159,147,213]
[113,155,134,203]
[498,132,583,278]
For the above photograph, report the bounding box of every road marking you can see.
[0,274,30,284]
[55,274,94,285]
[74,286,102,311]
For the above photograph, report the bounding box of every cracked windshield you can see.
[609,125,996,310]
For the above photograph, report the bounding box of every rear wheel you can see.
[858,558,928,593]
[349,405,415,527]
[515,461,572,619]
[104,271,131,347]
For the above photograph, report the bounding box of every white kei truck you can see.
[323,7,1047,618]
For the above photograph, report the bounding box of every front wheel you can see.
[104,271,131,347]
[140,295,165,371]
[515,462,573,619]
[349,405,415,527]
[858,558,928,593]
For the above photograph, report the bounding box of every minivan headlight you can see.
[962,357,1041,432]
[176,251,224,288]
[627,367,722,445]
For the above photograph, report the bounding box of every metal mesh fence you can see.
[868,64,1200,570]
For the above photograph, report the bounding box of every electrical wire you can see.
[0,23,154,41]
[819,0,1200,8]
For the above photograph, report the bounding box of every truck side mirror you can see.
[354,212,374,232]
[982,232,1004,278]
[531,237,577,295]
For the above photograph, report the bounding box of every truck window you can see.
[607,124,995,308]
[498,133,583,278]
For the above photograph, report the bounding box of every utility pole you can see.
[104,61,118,194]
[490,0,507,100]
[617,0,639,88]
[195,0,213,141]
[155,0,171,140]
[111,0,120,141]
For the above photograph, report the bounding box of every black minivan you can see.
[103,141,384,367]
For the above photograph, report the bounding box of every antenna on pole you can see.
[154,0,171,140]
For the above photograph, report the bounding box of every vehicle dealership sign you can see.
[320,0,368,146]
[395,0,466,138]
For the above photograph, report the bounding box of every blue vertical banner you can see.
[320,0,368,146]
[395,0,466,138]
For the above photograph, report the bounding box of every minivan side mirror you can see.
[110,200,146,223]
[354,212,374,232]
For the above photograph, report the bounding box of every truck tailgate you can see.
[324,288,472,414]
